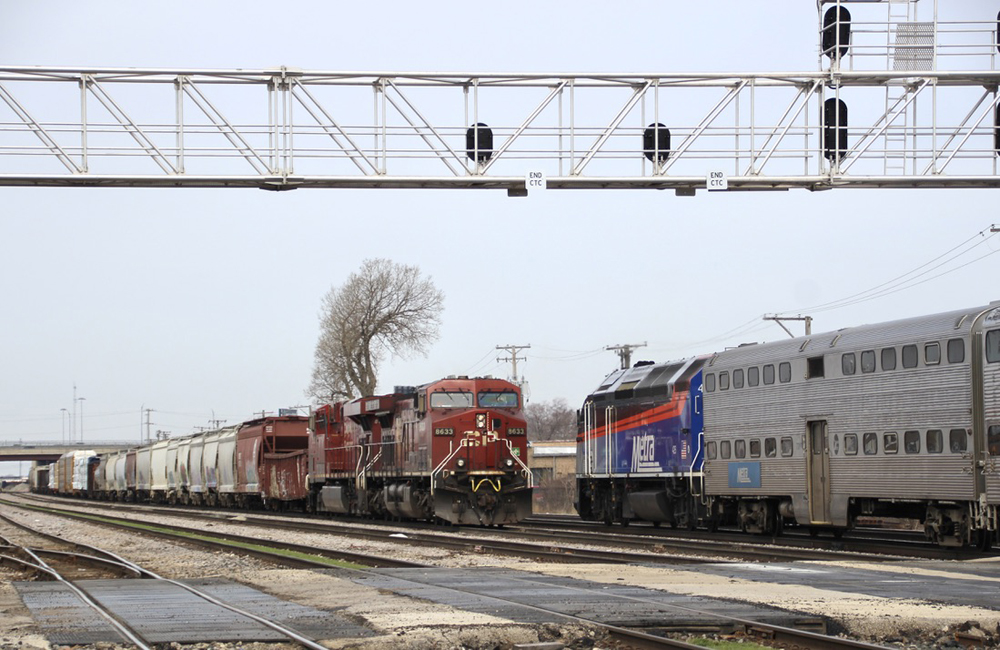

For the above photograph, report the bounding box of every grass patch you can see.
[687,637,776,650]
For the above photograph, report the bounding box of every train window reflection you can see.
[884,432,898,454]
[721,441,731,459]
[863,432,878,455]
[987,330,1000,363]
[706,442,717,460]
[764,437,777,457]
[925,342,941,365]
[947,338,965,364]
[902,345,918,369]
[927,430,943,454]
[780,437,793,457]
[778,362,791,383]
[733,369,744,389]
[734,440,746,458]
[882,348,897,371]
[478,391,518,408]
[904,430,920,454]
[842,353,856,375]
[748,366,760,387]
[763,364,775,385]
[705,373,716,392]
[749,439,761,458]
[989,426,1000,456]
[950,429,968,453]
[719,372,730,390]
[844,433,858,455]
[429,392,475,408]
[861,350,876,373]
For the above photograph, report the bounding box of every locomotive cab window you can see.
[947,338,965,364]
[780,437,793,457]
[842,353,856,376]
[950,429,968,453]
[884,432,899,454]
[987,330,1000,363]
[779,362,792,383]
[927,429,943,454]
[844,433,858,455]
[764,437,777,458]
[903,430,920,454]
[478,391,519,408]
[925,342,941,365]
[863,432,878,455]
[861,350,876,373]
[430,392,475,408]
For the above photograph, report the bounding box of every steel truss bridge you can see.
[1,2,999,195]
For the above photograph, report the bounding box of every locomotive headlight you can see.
[476,414,487,429]
[505,458,514,468]
[456,458,466,469]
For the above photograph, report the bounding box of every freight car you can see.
[43,376,533,526]
[309,376,533,525]
[577,302,1000,549]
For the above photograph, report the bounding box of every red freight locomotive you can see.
[309,376,533,525]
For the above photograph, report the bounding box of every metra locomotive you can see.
[577,302,1000,548]
[43,376,533,526]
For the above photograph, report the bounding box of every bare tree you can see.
[308,259,444,401]
[524,398,577,442]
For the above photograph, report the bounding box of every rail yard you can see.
[3,491,1000,650]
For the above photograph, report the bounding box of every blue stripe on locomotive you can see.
[599,369,705,477]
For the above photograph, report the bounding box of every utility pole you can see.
[496,344,531,382]
[606,342,646,370]
[144,408,154,445]
[763,314,813,338]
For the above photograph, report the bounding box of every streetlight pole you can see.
[76,397,86,443]
[60,408,68,444]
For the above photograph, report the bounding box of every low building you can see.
[527,441,576,514]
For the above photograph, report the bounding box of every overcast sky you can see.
[2,1,998,475]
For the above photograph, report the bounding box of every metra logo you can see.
[737,466,751,483]
[631,434,661,472]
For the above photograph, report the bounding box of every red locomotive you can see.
[309,376,533,525]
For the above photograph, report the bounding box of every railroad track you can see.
[1,494,896,650]
[0,508,330,650]
[7,493,922,564]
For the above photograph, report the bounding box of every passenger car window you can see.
[733,369,744,389]
[748,366,760,387]
[925,342,940,365]
[863,432,878,455]
[705,373,716,392]
[842,353,856,376]
[764,437,777,458]
[987,330,1000,363]
[927,429,943,454]
[861,350,876,373]
[706,442,717,460]
[882,348,897,371]
[904,430,920,454]
[947,338,965,364]
[749,439,761,458]
[844,433,858,455]
[989,426,1000,456]
[778,362,791,383]
[780,437,793,457]
[734,440,746,458]
[884,432,898,454]
[719,371,730,390]
[721,441,731,459]
[763,364,775,385]
[902,345,918,369]
[950,429,968,453]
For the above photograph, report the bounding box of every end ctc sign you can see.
[707,170,728,191]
